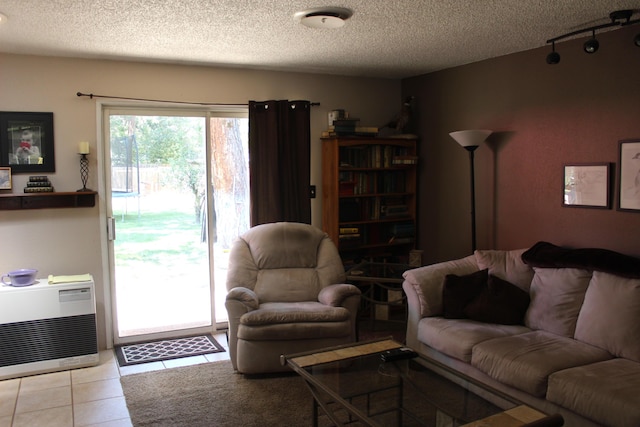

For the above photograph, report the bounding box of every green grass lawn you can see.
[113,211,207,268]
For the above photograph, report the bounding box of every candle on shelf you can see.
[78,141,90,154]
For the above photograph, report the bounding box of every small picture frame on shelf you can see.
[563,163,610,209]
[0,112,55,173]
[0,167,11,190]
[617,139,640,212]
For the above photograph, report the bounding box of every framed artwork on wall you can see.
[0,112,55,173]
[563,163,611,209]
[617,139,640,212]
[0,167,11,190]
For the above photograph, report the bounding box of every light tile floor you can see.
[0,332,230,427]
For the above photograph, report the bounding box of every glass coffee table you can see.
[282,339,562,427]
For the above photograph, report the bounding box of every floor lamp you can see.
[449,130,492,253]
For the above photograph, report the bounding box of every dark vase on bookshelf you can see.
[321,136,418,266]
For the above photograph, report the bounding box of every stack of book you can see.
[24,176,54,193]
[322,117,379,138]
[387,222,415,244]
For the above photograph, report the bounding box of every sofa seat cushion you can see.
[418,317,530,362]
[547,358,640,427]
[471,331,613,397]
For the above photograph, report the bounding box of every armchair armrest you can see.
[318,283,361,307]
[226,286,259,311]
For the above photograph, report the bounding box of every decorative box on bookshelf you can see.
[322,136,418,264]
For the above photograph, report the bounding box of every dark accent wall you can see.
[403,25,640,264]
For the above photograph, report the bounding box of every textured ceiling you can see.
[0,1,638,78]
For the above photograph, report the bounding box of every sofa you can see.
[402,241,640,427]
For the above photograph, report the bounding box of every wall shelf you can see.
[0,191,97,210]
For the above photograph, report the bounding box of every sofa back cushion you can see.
[524,267,592,337]
[574,271,640,362]
[475,249,534,291]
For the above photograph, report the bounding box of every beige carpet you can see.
[120,361,317,427]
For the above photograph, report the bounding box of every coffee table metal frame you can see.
[282,338,557,427]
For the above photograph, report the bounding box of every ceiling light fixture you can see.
[545,9,640,64]
[583,30,599,53]
[546,42,560,64]
[0,12,7,24]
[294,7,353,29]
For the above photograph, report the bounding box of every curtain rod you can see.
[76,92,320,107]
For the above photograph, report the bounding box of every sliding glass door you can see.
[104,107,249,345]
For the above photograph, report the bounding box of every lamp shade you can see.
[449,130,492,148]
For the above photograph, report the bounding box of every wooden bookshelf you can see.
[0,191,97,210]
[321,137,417,264]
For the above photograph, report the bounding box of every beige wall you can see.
[0,53,401,348]
[404,25,640,264]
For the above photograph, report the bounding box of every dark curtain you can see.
[248,100,311,226]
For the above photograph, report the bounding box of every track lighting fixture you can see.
[545,9,640,64]
[583,30,599,53]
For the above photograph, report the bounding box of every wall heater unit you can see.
[0,278,99,380]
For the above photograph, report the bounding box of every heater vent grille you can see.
[0,314,97,367]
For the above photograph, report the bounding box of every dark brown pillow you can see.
[442,269,488,319]
[463,275,530,325]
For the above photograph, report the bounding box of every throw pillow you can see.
[463,275,530,325]
[442,269,488,319]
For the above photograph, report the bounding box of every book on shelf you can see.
[24,186,54,193]
[381,204,409,217]
[392,155,418,165]
[28,175,50,182]
[26,181,53,187]
[339,227,359,234]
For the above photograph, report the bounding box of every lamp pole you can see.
[465,146,479,252]
[449,130,492,254]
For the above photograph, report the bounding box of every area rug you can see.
[120,360,320,427]
[115,334,225,366]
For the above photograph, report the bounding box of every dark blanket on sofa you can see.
[522,241,640,279]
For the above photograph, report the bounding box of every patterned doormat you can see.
[115,334,225,367]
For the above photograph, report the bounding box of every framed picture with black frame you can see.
[0,112,55,173]
[563,163,611,209]
[617,139,640,212]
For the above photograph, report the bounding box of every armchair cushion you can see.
[240,302,349,325]
[318,283,361,306]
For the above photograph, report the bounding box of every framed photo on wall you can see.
[0,112,55,173]
[563,163,611,209]
[0,167,11,190]
[618,139,640,212]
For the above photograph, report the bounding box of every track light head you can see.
[584,31,599,53]
[635,33,640,47]
[546,42,560,64]
[546,51,560,64]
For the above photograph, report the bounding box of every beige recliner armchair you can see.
[225,222,361,374]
